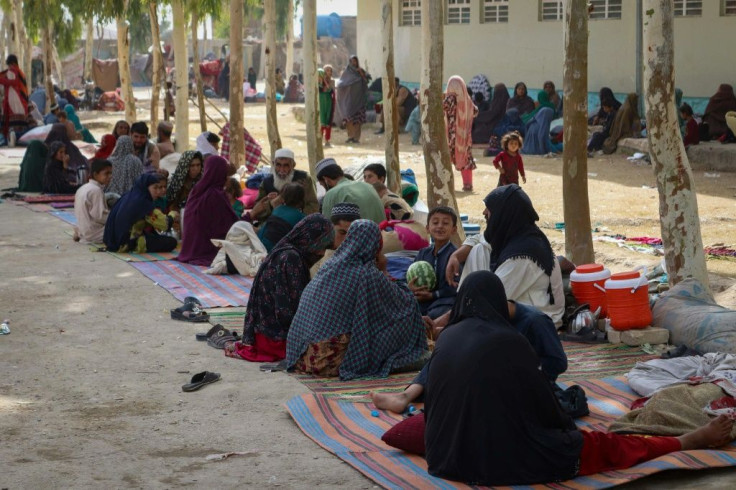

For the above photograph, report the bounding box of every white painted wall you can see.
[356,0,736,97]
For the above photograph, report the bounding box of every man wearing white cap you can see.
[316,157,385,224]
[251,148,319,221]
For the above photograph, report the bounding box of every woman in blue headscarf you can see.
[64,105,97,143]
[523,108,561,155]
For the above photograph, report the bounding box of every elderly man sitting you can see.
[251,148,319,221]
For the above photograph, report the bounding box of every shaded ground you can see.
[1,89,735,488]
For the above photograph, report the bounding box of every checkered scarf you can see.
[220,123,262,173]
[286,220,428,380]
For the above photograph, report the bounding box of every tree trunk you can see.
[51,41,64,89]
[13,0,31,83]
[228,0,245,168]
[264,0,282,158]
[420,0,463,240]
[42,20,54,113]
[643,1,709,289]
[172,0,189,151]
[0,14,8,63]
[84,16,94,82]
[10,0,22,61]
[259,18,266,80]
[116,4,136,123]
[562,0,594,265]
[285,0,294,75]
[191,11,207,133]
[381,0,401,194]
[149,0,164,131]
[303,0,322,172]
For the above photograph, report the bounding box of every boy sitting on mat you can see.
[73,158,113,244]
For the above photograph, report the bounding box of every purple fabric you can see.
[178,155,238,266]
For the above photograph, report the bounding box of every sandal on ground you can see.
[207,327,239,349]
[560,326,607,344]
[183,296,203,307]
[170,303,210,323]
[181,371,221,392]
[195,324,224,341]
[259,360,288,372]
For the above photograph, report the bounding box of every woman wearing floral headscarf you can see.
[224,214,335,363]
[166,151,203,211]
[106,135,143,196]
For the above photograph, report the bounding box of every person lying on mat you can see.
[224,214,335,363]
[103,173,178,254]
[285,220,429,380]
[177,156,239,266]
[421,271,734,486]
[444,184,564,326]
[372,280,567,414]
[74,158,113,244]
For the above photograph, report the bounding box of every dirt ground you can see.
[1,89,735,489]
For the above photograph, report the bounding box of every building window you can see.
[447,0,471,24]
[589,0,622,19]
[674,0,702,16]
[401,0,421,26]
[539,1,563,21]
[481,0,509,23]
[722,0,736,15]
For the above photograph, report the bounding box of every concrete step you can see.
[618,138,736,172]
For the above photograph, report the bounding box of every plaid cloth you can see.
[286,220,428,380]
[220,122,262,173]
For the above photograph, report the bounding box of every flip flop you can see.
[259,360,287,372]
[184,296,203,307]
[182,371,221,392]
[171,303,210,323]
[196,324,224,341]
[207,327,239,349]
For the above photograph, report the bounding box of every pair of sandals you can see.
[171,296,210,323]
[196,324,240,349]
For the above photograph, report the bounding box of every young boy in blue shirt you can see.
[409,206,461,319]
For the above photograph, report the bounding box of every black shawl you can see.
[42,141,77,194]
[424,271,582,486]
[483,184,555,277]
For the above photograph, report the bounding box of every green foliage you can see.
[22,0,84,56]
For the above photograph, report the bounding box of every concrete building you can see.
[356,0,736,98]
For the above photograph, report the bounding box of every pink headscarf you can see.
[445,76,477,171]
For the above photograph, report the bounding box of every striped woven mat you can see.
[292,341,657,401]
[286,377,736,489]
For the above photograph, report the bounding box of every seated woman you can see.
[472,83,509,144]
[177,156,239,266]
[590,87,621,125]
[523,107,561,155]
[587,101,617,153]
[521,90,555,125]
[106,135,144,196]
[57,110,82,141]
[103,173,177,253]
[94,134,117,160]
[602,93,641,154]
[445,184,564,325]
[257,182,306,252]
[225,214,335,362]
[43,141,79,194]
[64,105,97,143]
[44,122,88,178]
[166,150,203,212]
[17,140,48,192]
[286,220,429,380]
[112,120,130,140]
[703,84,736,140]
[505,82,535,117]
[423,270,734,486]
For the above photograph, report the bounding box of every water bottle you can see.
[0,319,9,335]
[8,131,16,148]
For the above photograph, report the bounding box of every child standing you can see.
[74,159,113,244]
[409,206,461,319]
[493,131,526,187]
[681,103,700,147]
[225,177,245,217]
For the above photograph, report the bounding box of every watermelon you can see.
[406,261,437,290]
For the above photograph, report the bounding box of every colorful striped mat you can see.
[50,210,77,225]
[87,242,180,262]
[131,261,253,308]
[208,310,247,329]
[24,194,76,203]
[292,341,658,401]
[286,377,736,489]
